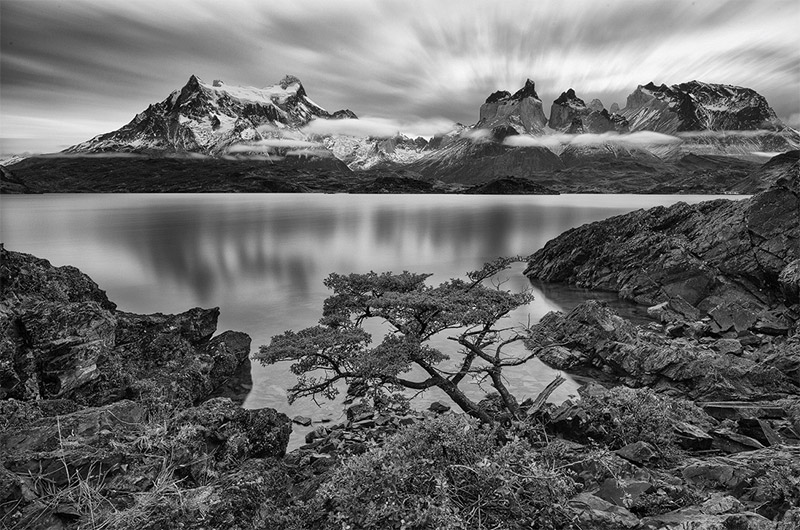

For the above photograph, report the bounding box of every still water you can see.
[0,194,742,441]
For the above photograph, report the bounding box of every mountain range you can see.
[32,74,800,186]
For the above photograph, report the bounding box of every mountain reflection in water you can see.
[1,193,745,444]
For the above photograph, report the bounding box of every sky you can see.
[1,0,799,154]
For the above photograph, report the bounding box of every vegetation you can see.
[312,414,575,530]
[580,386,710,454]
[258,257,542,422]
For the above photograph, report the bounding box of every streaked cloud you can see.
[1,0,798,153]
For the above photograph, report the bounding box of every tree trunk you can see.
[489,369,523,419]
[437,378,492,423]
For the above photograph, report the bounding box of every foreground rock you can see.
[0,245,252,406]
[0,246,292,529]
[525,176,799,336]
[527,300,799,401]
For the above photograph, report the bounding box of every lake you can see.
[0,193,744,443]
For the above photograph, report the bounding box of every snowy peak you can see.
[622,80,783,133]
[478,79,548,136]
[67,74,357,155]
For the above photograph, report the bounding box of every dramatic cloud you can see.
[1,0,798,153]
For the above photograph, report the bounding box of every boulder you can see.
[567,492,640,529]
[615,441,659,465]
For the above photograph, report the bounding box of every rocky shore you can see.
[2,170,799,527]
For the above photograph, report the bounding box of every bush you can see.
[316,414,575,530]
[581,386,708,454]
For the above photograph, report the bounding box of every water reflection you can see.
[0,193,745,447]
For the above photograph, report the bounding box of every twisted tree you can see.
[257,257,553,422]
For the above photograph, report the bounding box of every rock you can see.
[701,493,744,515]
[700,402,787,421]
[640,508,775,530]
[674,421,714,451]
[173,398,291,463]
[525,184,799,335]
[346,403,373,423]
[0,247,253,408]
[461,176,558,195]
[293,415,312,427]
[305,425,330,444]
[428,401,451,414]
[596,478,655,508]
[567,492,640,529]
[615,441,659,465]
[527,301,796,400]
[715,338,743,356]
[737,418,783,446]
[711,429,765,453]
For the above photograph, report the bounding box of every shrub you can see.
[581,386,707,454]
[316,414,575,530]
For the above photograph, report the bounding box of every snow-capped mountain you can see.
[476,79,548,138]
[621,81,784,133]
[548,89,629,134]
[66,75,356,155]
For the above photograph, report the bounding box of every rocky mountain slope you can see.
[66,74,356,156]
[622,81,785,133]
[548,88,629,134]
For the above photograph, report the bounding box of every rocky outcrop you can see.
[0,247,290,529]
[461,176,558,195]
[0,245,252,406]
[525,179,800,334]
[548,89,629,134]
[734,150,800,194]
[527,300,799,400]
[477,79,548,136]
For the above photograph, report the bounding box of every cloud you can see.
[302,117,456,138]
[226,138,323,153]
[1,0,798,153]
[503,131,681,148]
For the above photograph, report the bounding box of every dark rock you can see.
[736,418,783,446]
[700,402,787,421]
[346,403,373,423]
[1,248,253,408]
[615,441,659,465]
[173,398,290,460]
[674,421,714,450]
[567,492,640,529]
[640,508,774,530]
[461,176,558,195]
[711,429,765,453]
[428,401,451,413]
[715,338,743,356]
[293,415,313,427]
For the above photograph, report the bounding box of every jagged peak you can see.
[279,74,303,89]
[511,78,540,100]
[553,88,585,107]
